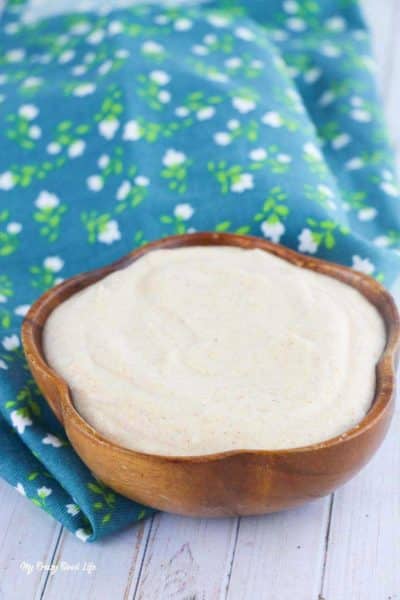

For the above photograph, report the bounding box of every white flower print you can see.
[44,256,64,272]
[380,181,399,197]
[98,154,110,169]
[108,20,123,35]
[174,204,194,220]
[317,184,334,198]
[98,119,119,139]
[134,176,150,187]
[71,65,87,77]
[98,60,112,76]
[150,70,170,85]
[66,503,80,516]
[298,228,318,254]
[70,22,91,35]
[191,44,209,56]
[249,148,267,161]
[225,57,242,69]
[42,433,63,448]
[204,34,217,45]
[174,18,192,31]
[158,90,171,104]
[358,207,377,222]
[154,14,169,25]
[261,221,285,243]
[162,149,186,167]
[0,294,6,303]
[0,171,15,190]
[2,334,20,351]
[15,483,26,496]
[231,173,254,193]
[303,141,322,160]
[277,153,292,164]
[75,528,90,542]
[87,175,103,191]
[332,133,351,150]
[175,106,190,117]
[47,142,61,155]
[262,112,283,127]
[283,0,299,13]
[214,132,232,146]
[346,157,364,171]
[286,18,307,32]
[115,49,129,60]
[234,27,255,41]
[15,305,30,317]
[373,236,389,248]
[321,43,341,57]
[6,222,22,234]
[123,120,142,141]
[68,140,85,158]
[23,76,43,88]
[73,83,96,97]
[59,49,75,64]
[232,97,256,114]
[227,119,240,130]
[325,16,346,31]
[87,30,104,45]
[352,255,375,275]
[98,220,121,245]
[350,109,371,122]
[117,180,131,201]
[6,48,25,62]
[141,40,164,55]
[35,191,59,210]
[304,68,321,84]
[28,125,42,140]
[319,90,335,106]
[207,14,229,28]
[19,104,39,120]
[196,107,215,121]
[37,486,52,498]
[0,360,8,370]
[208,72,229,84]
[11,410,32,434]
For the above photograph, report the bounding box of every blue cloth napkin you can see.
[0,0,399,541]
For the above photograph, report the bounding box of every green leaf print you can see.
[306,218,349,250]
[0,211,21,257]
[161,150,192,195]
[34,204,68,242]
[87,479,116,525]
[81,211,112,244]
[208,161,246,194]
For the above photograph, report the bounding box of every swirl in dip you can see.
[43,246,386,456]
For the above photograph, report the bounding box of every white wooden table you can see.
[1,2,400,599]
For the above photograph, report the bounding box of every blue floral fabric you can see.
[0,0,399,541]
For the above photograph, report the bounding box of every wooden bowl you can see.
[22,233,400,517]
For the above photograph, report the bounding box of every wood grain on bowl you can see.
[22,233,400,517]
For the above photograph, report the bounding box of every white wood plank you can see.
[361,0,398,92]
[0,479,62,600]
[42,516,153,600]
[134,512,238,599]
[226,497,331,600]
[322,409,400,600]
[384,1,400,155]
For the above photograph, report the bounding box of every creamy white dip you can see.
[43,246,386,456]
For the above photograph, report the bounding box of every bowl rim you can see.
[22,232,400,463]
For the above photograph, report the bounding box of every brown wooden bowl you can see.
[22,233,400,517]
